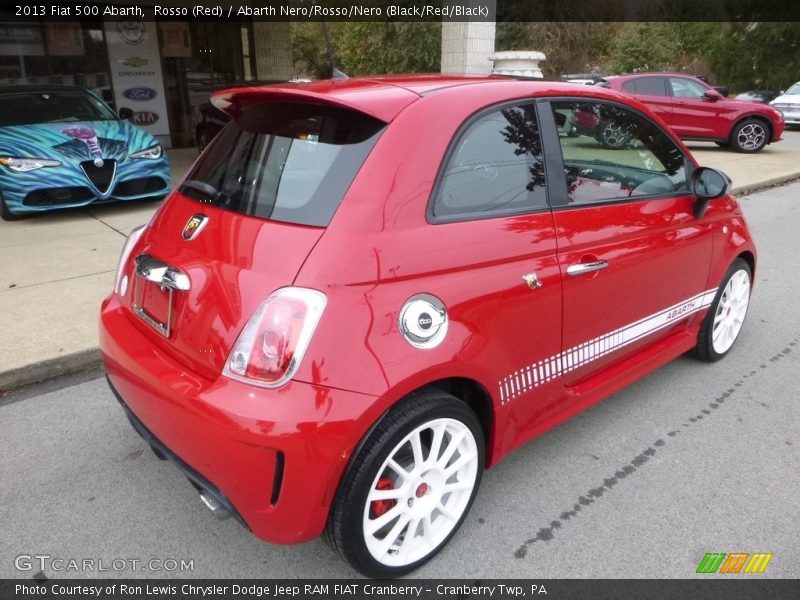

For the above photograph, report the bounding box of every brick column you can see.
[252,22,293,79]
[440,4,496,74]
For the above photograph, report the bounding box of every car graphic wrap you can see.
[0,119,170,213]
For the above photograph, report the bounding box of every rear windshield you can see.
[182,102,385,227]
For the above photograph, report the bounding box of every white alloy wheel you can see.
[711,268,751,354]
[362,417,479,567]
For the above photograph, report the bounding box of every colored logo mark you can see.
[696,552,773,574]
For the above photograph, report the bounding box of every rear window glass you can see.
[183,102,385,227]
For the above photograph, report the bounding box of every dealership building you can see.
[0,3,501,148]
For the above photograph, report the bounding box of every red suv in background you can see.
[598,73,784,152]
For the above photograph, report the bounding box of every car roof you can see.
[212,75,631,123]
[0,84,90,96]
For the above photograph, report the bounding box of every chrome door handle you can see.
[135,255,191,291]
[566,260,608,276]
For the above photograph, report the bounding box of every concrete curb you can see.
[2,172,799,395]
[732,172,800,196]
[0,348,101,394]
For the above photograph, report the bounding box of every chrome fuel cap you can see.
[399,294,448,349]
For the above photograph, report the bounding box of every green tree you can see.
[292,22,441,79]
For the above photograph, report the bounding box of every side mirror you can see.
[692,167,731,217]
[703,90,722,102]
[119,107,133,120]
[713,86,729,97]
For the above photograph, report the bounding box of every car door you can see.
[426,101,564,444]
[621,76,673,124]
[667,76,730,138]
[541,98,714,389]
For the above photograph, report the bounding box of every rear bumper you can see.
[100,293,380,544]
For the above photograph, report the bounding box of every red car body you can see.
[599,73,784,151]
[99,76,756,574]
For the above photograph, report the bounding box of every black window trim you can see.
[426,98,555,225]
[537,96,696,211]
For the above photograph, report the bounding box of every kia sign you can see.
[123,87,158,101]
[132,111,159,125]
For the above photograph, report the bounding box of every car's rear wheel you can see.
[326,389,484,578]
[730,119,769,153]
[597,121,632,149]
[693,258,752,361]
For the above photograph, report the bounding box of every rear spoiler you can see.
[211,83,418,123]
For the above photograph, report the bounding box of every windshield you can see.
[785,83,800,95]
[0,91,118,127]
[183,102,385,227]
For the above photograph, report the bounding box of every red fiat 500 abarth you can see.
[100,76,756,577]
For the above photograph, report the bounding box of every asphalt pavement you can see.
[1,181,798,579]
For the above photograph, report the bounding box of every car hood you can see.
[771,93,800,104]
[0,120,158,166]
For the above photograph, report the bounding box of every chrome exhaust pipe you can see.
[199,490,231,520]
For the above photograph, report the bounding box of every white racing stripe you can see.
[498,288,718,404]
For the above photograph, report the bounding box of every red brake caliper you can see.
[370,477,397,518]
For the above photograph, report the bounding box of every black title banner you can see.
[3,0,800,22]
[2,579,800,600]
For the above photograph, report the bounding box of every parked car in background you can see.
[770,82,800,128]
[101,76,756,577]
[597,73,785,152]
[0,85,170,220]
[192,79,285,151]
[736,90,783,104]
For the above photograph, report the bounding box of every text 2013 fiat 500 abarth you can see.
[100,76,756,577]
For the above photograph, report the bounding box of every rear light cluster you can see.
[223,287,327,388]
[114,224,146,295]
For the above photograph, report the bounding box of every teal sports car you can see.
[0,85,171,220]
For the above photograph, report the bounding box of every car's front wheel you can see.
[327,389,484,578]
[693,258,752,361]
[730,119,769,153]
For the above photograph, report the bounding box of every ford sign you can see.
[123,87,158,101]
[131,111,159,125]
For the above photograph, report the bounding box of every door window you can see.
[669,77,708,98]
[550,101,688,205]
[623,77,668,96]
[431,103,547,220]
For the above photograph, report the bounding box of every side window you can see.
[669,77,707,98]
[551,101,688,205]
[431,103,547,219]
[634,77,668,96]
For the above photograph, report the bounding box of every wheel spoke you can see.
[437,429,467,468]
[397,518,420,561]
[374,513,411,557]
[388,458,411,480]
[409,430,425,469]
[366,504,403,534]
[437,501,460,523]
[427,422,446,465]
[442,480,474,494]
[443,450,477,477]
[369,487,404,501]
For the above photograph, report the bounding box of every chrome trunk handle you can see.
[134,255,191,291]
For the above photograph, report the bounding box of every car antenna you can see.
[322,21,348,80]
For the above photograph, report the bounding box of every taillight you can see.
[114,225,146,295]
[223,287,327,388]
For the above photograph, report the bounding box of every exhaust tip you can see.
[199,490,231,520]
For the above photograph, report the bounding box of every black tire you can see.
[730,118,769,153]
[326,389,484,578]
[693,258,752,362]
[0,192,23,221]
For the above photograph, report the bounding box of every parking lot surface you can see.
[1,181,798,579]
